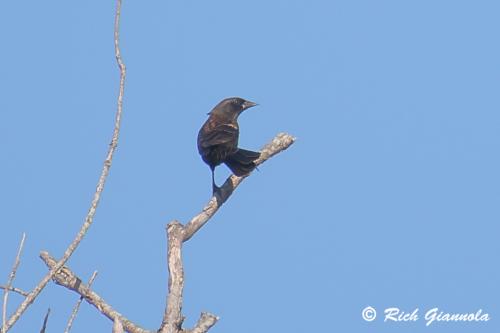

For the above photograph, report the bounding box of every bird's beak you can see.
[242,100,258,110]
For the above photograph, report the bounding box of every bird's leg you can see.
[211,168,219,194]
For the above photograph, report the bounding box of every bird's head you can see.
[209,97,258,120]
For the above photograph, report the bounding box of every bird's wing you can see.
[199,123,238,148]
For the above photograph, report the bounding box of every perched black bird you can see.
[198,97,261,193]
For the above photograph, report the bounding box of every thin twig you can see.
[160,133,295,333]
[2,233,26,333]
[0,287,28,298]
[39,308,50,333]
[4,0,126,330]
[64,271,98,333]
[39,252,152,333]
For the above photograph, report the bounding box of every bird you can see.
[197,97,261,194]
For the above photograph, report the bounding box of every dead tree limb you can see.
[39,133,294,333]
[6,1,294,332]
[3,0,126,330]
[186,312,219,333]
[160,133,296,333]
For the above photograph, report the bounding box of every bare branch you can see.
[64,271,98,333]
[41,130,293,333]
[183,133,295,241]
[2,232,26,333]
[39,308,50,333]
[4,1,126,330]
[39,252,152,333]
[160,133,295,333]
[159,222,185,333]
[0,287,28,298]
[185,312,219,333]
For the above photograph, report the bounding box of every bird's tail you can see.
[224,148,260,176]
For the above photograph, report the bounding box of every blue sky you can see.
[1,1,499,332]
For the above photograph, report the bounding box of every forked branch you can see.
[41,133,294,333]
[160,133,295,333]
[10,0,295,332]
